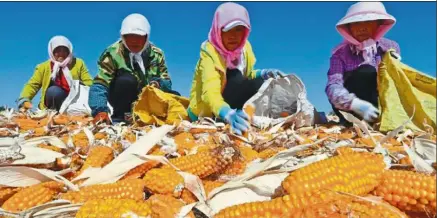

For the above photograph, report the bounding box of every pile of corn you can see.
[0,108,436,218]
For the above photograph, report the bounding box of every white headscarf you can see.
[120,13,151,74]
[334,2,396,65]
[48,35,73,86]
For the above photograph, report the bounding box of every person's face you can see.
[123,34,147,53]
[349,20,379,42]
[221,25,247,51]
[53,46,70,62]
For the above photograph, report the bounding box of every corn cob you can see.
[53,114,69,125]
[142,168,184,197]
[174,132,197,154]
[335,146,355,155]
[243,104,255,138]
[147,194,195,218]
[162,146,235,178]
[76,146,114,178]
[180,189,198,204]
[258,147,287,160]
[293,194,408,218]
[73,131,90,155]
[373,170,436,214]
[0,187,21,205]
[123,130,137,144]
[2,181,64,212]
[37,143,64,154]
[222,146,258,176]
[122,148,164,180]
[61,179,145,203]
[13,117,48,131]
[203,180,224,196]
[94,132,107,140]
[282,151,385,198]
[214,195,293,218]
[75,199,152,218]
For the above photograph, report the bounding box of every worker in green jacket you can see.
[17,36,93,110]
[89,13,177,124]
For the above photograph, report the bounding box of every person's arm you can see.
[325,54,356,111]
[78,59,94,86]
[88,52,116,116]
[17,65,43,107]
[148,47,173,92]
[199,56,229,117]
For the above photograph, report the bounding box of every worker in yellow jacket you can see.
[188,2,285,135]
[17,36,93,111]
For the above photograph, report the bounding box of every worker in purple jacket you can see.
[326,2,401,124]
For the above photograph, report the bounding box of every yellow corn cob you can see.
[94,132,107,140]
[2,181,64,212]
[258,147,287,160]
[75,199,152,218]
[174,132,197,155]
[293,194,408,218]
[202,180,224,196]
[0,187,21,205]
[73,131,90,155]
[61,179,145,203]
[214,196,293,218]
[53,114,69,125]
[76,146,114,178]
[112,141,123,154]
[282,151,385,198]
[222,160,247,176]
[123,130,137,144]
[122,148,164,180]
[180,189,198,204]
[335,146,355,155]
[147,194,195,218]
[162,146,235,178]
[373,170,436,214]
[142,168,184,198]
[37,143,64,153]
[222,146,258,176]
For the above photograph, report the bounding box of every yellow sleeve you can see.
[78,59,93,86]
[19,65,43,102]
[245,42,259,79]
[199,55,229,116]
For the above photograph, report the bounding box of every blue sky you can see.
[0,2,435,113]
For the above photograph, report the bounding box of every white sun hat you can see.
[336,2,396,45]
[223,20,249,32]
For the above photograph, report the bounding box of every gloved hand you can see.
[258,69,286,80]
[350,98,380,122]
[93,112,111,125]
[218,107,250,136]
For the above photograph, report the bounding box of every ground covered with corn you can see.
[0,108,436,218]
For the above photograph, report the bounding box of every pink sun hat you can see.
[336,2,396,46]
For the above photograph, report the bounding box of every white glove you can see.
[350,98,380,122]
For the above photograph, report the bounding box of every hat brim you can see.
[222,20,249,32]
[337,13,395,26]
[121,29,147,36]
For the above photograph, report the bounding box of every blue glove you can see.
[218,107,250,136]
[257,69,286,80]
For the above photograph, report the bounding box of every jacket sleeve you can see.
[94,51,117,87]
[325,54,356,111]
[78,60,93,86]
[17,65,43,106]
[199,56,229,117]
[88,52,115,116]
[149,48,173,92]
